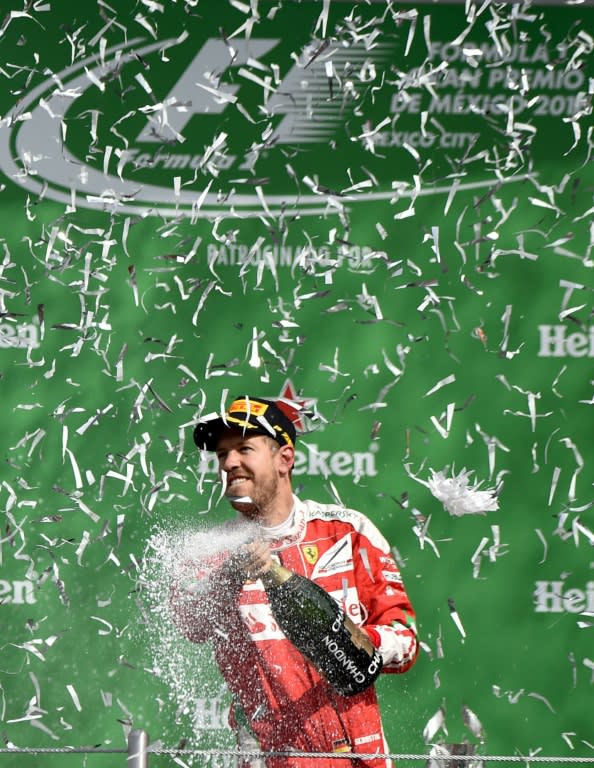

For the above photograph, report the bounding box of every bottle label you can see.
[264,572,383,696]
[319,613,383,695]
[321,632,369,686]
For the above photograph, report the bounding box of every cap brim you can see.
[193,418,226,451]
[193,415,269,451]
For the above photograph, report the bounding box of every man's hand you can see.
[231,540,273,582]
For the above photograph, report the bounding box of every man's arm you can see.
[353,519,419,674]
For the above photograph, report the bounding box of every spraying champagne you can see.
[230,497,383,697]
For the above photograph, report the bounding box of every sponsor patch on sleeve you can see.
[382,570,403,584]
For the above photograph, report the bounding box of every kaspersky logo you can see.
[0,35,397,218]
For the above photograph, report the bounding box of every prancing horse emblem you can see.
[302,545,319,565]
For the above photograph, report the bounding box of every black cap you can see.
[193,396,297,451]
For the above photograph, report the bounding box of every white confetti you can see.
[423,706,446,743]
[428,468,499,516]
[66,684,82,712]
[448,597,466,639]
[424,374,456,397]
[462,703,485,740]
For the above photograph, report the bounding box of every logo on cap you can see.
[193,395,297,451]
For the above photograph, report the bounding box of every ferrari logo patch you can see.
[302,545,319,565]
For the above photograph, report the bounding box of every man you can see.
[171,395,419,767]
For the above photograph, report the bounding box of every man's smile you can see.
[227,475,252,491]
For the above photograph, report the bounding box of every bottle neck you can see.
[261,559,294,588]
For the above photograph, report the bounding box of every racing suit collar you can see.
[261,495,307,551]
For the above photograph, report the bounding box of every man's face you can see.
[215,430,283,518]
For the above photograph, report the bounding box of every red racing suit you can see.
[171,496,419,768]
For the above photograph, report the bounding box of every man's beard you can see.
[228,472,280,519]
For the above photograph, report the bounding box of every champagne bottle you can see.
[261,560,383,696]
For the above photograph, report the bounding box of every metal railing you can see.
[2,731,594,766]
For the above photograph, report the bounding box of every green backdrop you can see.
[0,0,592,766]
